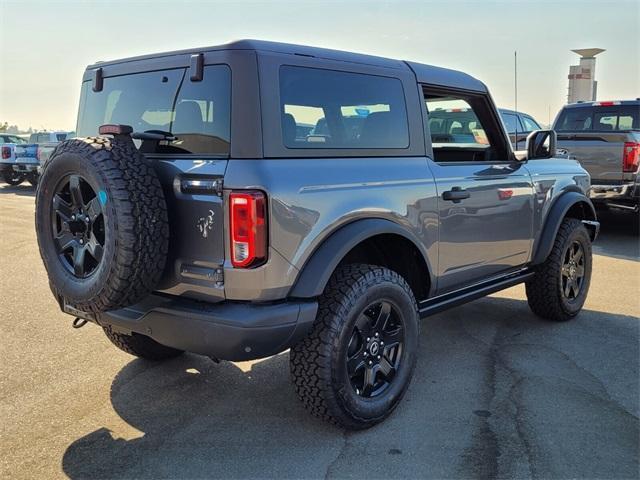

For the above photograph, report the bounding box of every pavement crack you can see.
[324,430,349,480]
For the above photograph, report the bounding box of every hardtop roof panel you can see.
[406,61,487,93]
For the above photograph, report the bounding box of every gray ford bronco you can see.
[35,40,599,429]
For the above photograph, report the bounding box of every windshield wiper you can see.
[131,130,177,141]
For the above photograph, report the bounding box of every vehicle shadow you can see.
[592,208,639,262]
[0,183,36,197]
[61,296,639,479]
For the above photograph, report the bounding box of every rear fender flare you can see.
[289,218,433,298]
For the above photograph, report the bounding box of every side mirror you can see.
[526,129,557,160]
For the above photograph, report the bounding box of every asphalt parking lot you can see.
[1,184,638,480]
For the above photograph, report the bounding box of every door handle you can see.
[442,187,470,203]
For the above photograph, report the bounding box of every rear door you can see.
[424,88,534,293]
[76,63,232,301]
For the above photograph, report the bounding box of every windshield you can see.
[0,135,27,144]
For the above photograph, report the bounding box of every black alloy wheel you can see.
[346,300,405,398]
[3,171,25,186]
[525,217,592,321]
[52,174,105,278]
[290,264,419,429]
[561,240,585,300]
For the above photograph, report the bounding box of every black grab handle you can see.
[442,187,470,202]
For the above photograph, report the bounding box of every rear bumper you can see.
[12,162,39,173]
[590,182,639,211]
[67,295,318,361]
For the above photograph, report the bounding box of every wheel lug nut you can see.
[377,355,381,360]
[366,337,370,342]
[368,360,372,365]
[79,239,84,245]
[364,352,367,357]
[71,215,76,220]
[375,332,379,337]
[380,342,384,346]
[85,216,90,222]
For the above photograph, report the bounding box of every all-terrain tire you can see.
[27,173,39,187]
[2,171,25,186]
[290,264,420,429]
[526,217,592,321]
[103,326,183,360]
[35,137,169,313]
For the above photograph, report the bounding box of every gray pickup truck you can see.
[554,100,640,212]
[35,40,598,429]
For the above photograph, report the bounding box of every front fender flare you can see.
[289,218,432,298]
[531,191,597,265]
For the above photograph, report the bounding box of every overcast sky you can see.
[1,0,638,131]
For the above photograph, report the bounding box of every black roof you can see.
[87,39,488,93]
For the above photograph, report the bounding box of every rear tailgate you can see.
[76,63,232,303]
[153,158,227,302]
[14,144,39,164]
[37,142,60,164]
[556,132,627,183]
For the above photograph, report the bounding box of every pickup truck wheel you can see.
[35,137,169,313]
[290,264,419,429]
[2,171,25,186]
[526,218,592,321]
[27,173,39,187]
[103,326,183,361]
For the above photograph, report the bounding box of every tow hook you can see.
[72,317,89,329]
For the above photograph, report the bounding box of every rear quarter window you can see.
[279,66,409,149]
[77,65,231,155]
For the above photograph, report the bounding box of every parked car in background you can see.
[13,131,70,186]
[0,133,29,185]
[498,108,542,150]
[426,107,542,151]
[553,100,640,212]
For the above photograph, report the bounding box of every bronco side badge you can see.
[197,210,215,238]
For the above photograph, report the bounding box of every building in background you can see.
[567,48,605,104]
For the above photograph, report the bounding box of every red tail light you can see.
[1,146,10,159]
[229,191,267,268]
[623,142,640,173]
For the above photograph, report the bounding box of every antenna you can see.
[514,51,519,149]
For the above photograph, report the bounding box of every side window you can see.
[424,90,508,162]
[426,98,488,146]
[279,66,409,149]
[501,113,522,134]
[521,115,540,132]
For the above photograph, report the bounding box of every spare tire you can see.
[35,136,169,313]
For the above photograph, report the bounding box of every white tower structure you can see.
[567,48,605,104]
